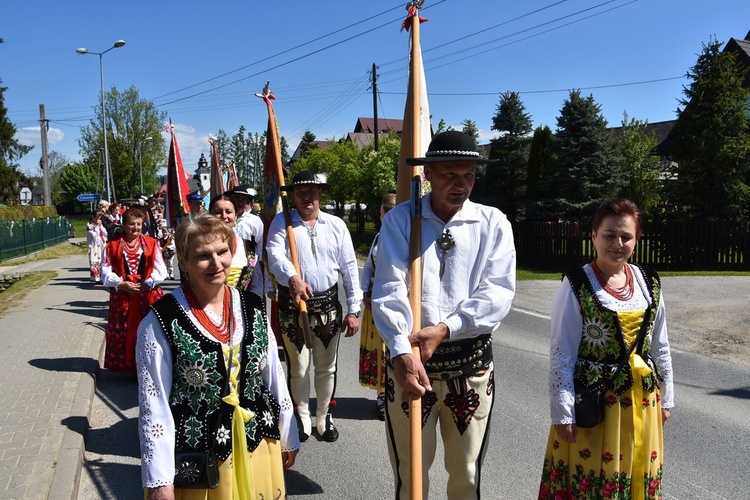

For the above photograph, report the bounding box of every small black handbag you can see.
[173,291,240,489]
[174,449,220,489]
[573,385,607,429]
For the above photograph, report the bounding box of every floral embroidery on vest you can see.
[566,265,661,396]
[150,291,280,461]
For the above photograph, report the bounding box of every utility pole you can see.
[39,104,51,206]
[372,63,379,151]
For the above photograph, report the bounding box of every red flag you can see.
[165,122,191,228]
[209,137,224,199]
[255,83,284,245]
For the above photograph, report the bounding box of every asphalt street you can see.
[78,276,750,499]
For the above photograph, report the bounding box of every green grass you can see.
[68,216,90,240]
[0,271,58,318]
[1,240,86,266]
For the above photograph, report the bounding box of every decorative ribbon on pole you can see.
[255,82,314,349]
[397,2,430,498]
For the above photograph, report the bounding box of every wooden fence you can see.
[513,220,750,272]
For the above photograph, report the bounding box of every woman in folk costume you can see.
[208,194,264,298]
[86,211,107,283]
[539,199,675,500]
[358,193,396,419]
[101,207,166,373]
[136,213,299,500]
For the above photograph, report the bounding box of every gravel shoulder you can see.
[513,276,750,368]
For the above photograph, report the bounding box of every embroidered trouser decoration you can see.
[385,361,496,500]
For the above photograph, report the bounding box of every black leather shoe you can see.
[321,414,339,442]
[299,429,309,443]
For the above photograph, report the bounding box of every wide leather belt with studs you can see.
[424,334,493,380]
[277,284,338,314]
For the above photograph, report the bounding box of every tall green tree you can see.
[615,113,662,219]
[474,91,532,220]
[359,131,400,223]
[292,138,363,228]
[668,37,750,220]
[532,90,622,220]
[526,125,555,201]
[58,162,97,204]
[78,86,167,199]
[34,151,71,205]
[0,80,32,204]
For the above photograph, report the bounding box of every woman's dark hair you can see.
[592,198,642,239]
[208,194,239,213]
[122,207,145,224]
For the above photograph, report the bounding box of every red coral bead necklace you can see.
[183,284,232,343]
[591,258,634,301]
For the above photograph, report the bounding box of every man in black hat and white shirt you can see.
[372,131,516,499]
[266,170,362,443]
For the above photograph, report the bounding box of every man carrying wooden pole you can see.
[373,136,517,499]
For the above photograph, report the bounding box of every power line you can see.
[149,2,406,101]
[154,0,448,107]
[379,76,684,96]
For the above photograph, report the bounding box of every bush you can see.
[0,205,58,221]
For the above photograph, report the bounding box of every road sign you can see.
[76,193,101,203]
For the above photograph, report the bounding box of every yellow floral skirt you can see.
[358,308,386,392]
[539,368,665,499]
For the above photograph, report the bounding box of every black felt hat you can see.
[230,184,258,199]
[280,171,330,191]
[405,131,496,166]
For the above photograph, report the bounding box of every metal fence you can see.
[0,217,71,262]
[513,220,750,272]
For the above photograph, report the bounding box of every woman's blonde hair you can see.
[174,212,235,266]
[382,193,397,213]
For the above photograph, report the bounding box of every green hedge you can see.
[0,206,58,221]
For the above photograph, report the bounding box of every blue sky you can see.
[2,0,749,179]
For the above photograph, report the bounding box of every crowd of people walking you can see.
[83,131,675,499]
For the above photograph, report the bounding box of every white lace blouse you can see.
[548,264,674,425]
[136,286,299,489]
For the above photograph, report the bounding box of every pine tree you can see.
[474,91,532,220]
[669,37,750,220]
[535,90,622,220]
[526,125,555,203]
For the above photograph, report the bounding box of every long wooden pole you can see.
[261,90,314,348]
[407,11,423,499]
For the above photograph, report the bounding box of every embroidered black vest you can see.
[566,264,662,395]
[150,290,280,461]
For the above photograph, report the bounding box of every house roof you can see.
[353,117,404,134]
[290,140,333,162]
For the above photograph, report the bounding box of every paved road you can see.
[2,248,749,499]
[79,274,750,499]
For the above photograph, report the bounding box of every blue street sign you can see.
[76,193,101,202]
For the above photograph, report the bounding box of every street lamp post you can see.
[76,40,125,203]
[139,136,153,196]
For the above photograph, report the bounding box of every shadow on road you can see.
[285,469,325,495]
[83,458,143,499]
